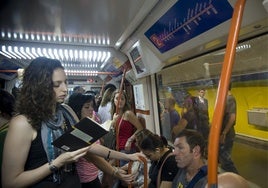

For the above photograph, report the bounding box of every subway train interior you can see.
[0,0,267,187]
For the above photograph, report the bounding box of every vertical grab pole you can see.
[128,156,148,188]
[207,0,246,187]
[116,68,127,114]
[115,68,127,163]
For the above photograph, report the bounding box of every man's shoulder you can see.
[194,176,208,188]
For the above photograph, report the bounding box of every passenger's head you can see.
[16,57,66,129]
[73,86,85,94]
[173,129,205,168]
[85,90,96,96]
[100,87,116,107]
[137,129,167,161]
[110,89,131,115]
[198,88,206,98]
[164,97,176,111]
[68,93,96,119]
[104,83,116,92]
[20,57,66,103]
[183,96,194,109]
[0,89,15,119]
[97,84,116,106]
[205,172,249,188]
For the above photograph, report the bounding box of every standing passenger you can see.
[195,89,210,141]
[1,57,143,188]
[98,87,117,124]
[161,97,180,141]
[110,90,144,166]
[219,84,239,174]
[68,93,102,188]
[98,87,117,150]
[96,83,116,112]
[172,96,199,140]
[68,93,144,188]
[2,58,90,187]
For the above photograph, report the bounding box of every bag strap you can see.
[186,165,207,188]
[156,151,173,188]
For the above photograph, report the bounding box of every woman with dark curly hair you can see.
[2,57,143,188]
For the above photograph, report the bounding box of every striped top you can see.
[76,140,100,183]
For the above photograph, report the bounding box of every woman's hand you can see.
[53,146,90,168]
[113,113,120,121]
[127,152,146,162]
[114,167,137,185]
[124,140,132,151]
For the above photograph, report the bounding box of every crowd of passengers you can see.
[0,57,249,188]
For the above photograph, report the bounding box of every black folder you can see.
[52,117,111,151]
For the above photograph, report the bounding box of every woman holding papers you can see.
[2,57,143,188]
[68,93,103,187]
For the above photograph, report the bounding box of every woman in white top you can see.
[98,87,116,123]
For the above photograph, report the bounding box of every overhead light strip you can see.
[1,31,110,46]
[0,45,112,77]
[0,45,110,63]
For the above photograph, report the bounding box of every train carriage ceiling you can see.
[0,0,159,81]
[0,0,267,82]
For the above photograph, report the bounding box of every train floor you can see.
[231,140,268,188]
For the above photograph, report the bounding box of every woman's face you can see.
[81,101,94,119]
[52,68,68,103]
[114,93,126,109]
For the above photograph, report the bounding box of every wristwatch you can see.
[49,161,59,172]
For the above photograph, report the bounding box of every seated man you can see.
[172,129,207,188]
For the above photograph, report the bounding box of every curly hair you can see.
[110,89,131,116]
[15,57,64,130]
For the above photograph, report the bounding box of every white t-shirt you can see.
[98,102,112,123]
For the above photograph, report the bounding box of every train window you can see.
[156,34,268,143]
